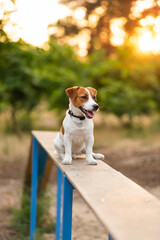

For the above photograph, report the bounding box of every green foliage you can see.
[39,40,87,111]
[4,112,33,133]
[0,40,43,112]
[86,48,160,117]
[0,39,44,131]
[0,39,87,121]
[10,190,54,240]
[1,37,160,128]
[99,81,156,118]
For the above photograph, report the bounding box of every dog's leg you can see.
[59,153,65,160]
[54,133,65,159]
[85,135,97,165]
[62,134,72,165]
[92,152,104,160]
[53,151,64,160]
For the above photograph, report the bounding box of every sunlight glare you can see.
[78,48,88,57]
[73,7,86,20]
[88,14,99,28]
[2,0,71,47]
[64,29,90,57]
[137,16,160,53]
[154,16,160,32]
[138,30,160,53]
[77,30,90,56]
[0,0,15,12]
[0,8,3,19]
[130,0,155,19]
[95,6,106,16]
[110,18,127,46]
[2,0,160,55]
[139,16,155,26]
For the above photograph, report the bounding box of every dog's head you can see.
[65,86,99,119]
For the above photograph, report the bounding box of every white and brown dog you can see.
[54,86,104,165]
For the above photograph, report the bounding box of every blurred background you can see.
[0,0,160,239]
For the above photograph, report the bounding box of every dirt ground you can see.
[0,130,160,240]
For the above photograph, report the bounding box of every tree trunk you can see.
[11,106,17,132]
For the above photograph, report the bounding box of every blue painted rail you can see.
[29,131,160,240]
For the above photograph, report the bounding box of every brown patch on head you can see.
[65,86,80,102]
[87,87,97,101]
[61,125,64,135]
[65,86,89,107]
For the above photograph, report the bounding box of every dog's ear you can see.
[87,87,97,99]
[65,86,80,101]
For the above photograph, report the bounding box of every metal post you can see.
[30,136,38,240]
[62,175,74,240]
[109,234,114,240]
[38,145,49,191]
[56,168,63,240]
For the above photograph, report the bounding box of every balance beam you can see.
[29,131,160,240]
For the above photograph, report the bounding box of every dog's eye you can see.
[81,96,87,99]
[93,96,96,100]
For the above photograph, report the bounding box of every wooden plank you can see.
[32,130,160,240]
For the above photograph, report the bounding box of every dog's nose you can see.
[93,104,99,111]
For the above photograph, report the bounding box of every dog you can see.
[54,86,104,165]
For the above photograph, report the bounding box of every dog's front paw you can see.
[86,157,97,165]
[62,158,72,165]
[93,153,104,160]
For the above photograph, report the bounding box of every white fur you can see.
[54,88,104,165]
[83,88,96,111]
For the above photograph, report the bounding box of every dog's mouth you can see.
[79,107,94,119]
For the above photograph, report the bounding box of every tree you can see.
[50,0,160,54]
[39,40,89,111]
[86,48,160,117]
[0,40,43,130]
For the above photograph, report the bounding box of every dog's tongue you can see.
[87,111,94,119]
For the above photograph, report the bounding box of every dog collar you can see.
[68,109,85,121]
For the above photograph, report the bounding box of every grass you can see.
[0,105,60,134]
[0,133,30,163]
[0,132,54,240]
[94,114,160,147]
[9,190,55,240]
